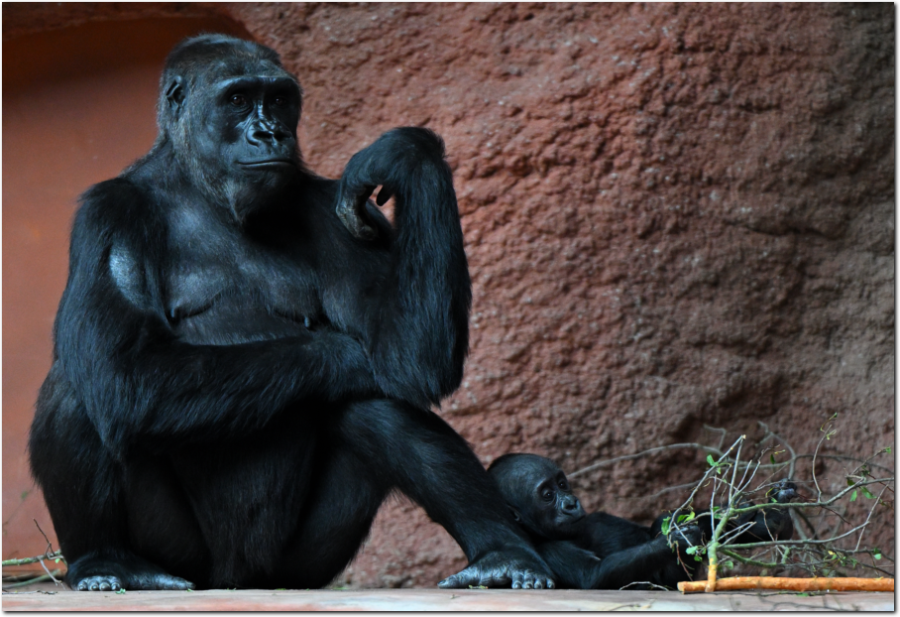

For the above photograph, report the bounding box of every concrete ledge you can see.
[2,586,894,611]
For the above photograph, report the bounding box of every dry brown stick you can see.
[678,576,894,594]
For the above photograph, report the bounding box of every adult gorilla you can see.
[29,34,553,592]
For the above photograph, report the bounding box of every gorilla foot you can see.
[668,523,705,550]
[438,547,555,589]
[769,479,798,504]
[67,554,194,591]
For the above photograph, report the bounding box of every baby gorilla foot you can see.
[67,554,195,591]
[768,479,798,503]
[667,523,705,551]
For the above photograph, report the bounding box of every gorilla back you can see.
[30,35,554,591]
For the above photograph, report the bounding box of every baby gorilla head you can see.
[489,453,586,540]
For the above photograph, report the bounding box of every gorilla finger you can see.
[99,581,111,591]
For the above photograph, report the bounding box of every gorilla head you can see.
[154,34,303,222]
[489,453,586,540]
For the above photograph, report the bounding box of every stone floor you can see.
[1,582,894,611]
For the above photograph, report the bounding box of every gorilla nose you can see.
[250,125,288,145]
[562,496,580,512]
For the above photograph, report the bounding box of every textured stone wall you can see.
[5,3,893,588]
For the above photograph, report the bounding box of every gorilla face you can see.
[165,57,303,222]
[490,453,586,540]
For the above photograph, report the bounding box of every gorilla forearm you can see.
[339,129,471,408]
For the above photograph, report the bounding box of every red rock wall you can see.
[4,3,893,588]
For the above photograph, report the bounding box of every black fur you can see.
[488,453,796,590]
[29,34,553,591]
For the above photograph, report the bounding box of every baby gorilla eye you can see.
[272,95,287,107]
[230,94,248,107]
[541,489,554,501]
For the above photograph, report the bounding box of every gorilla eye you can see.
[558,480,568,490]
[273,96,287,107]
[230,94,248,107]
[541,489,554,501]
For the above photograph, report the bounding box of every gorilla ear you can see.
[508,505,521,522]
[165,76,186,117]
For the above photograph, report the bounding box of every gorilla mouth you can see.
[239,159,295,169]
[558,512,586,525]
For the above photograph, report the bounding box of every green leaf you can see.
[275,588,287,591]
[722,561,735,569]
[677,512,696,525]
[850,490,858,502]
[797,592,810,597]
[847,477,855,486]
[885,447,892,454]
[660,517,671,536]
[770,454,776,465]
[861,486,876,499]
[54,558,60,563]
[116,589,126,595]
[685,546,698,555]
[707,454,716,467]
[873,550,882,560]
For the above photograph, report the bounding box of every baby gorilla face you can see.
[489,453,586,539]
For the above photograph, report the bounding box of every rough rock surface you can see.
[5,3,893,588]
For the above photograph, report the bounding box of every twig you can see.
[1,571,63,590]
[1,552,62,567]
[569,443,723,478]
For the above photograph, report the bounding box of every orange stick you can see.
[678,576,894,594]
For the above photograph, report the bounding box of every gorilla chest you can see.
[163,243,324,346]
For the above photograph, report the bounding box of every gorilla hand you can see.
[335,127,444,240]
[437,546,556,590]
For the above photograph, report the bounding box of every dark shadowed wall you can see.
[3,3,893,587]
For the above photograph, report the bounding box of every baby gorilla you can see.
[488,453,796,590]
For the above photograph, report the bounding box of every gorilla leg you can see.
[276,441,388,589]
[287,399,552,589]
[30,366,194,591]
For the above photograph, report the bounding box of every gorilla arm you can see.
[336,128,471,410]
[55,180,380,456]
[538,538,680,590]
